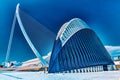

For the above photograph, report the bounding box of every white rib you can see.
[5,10,16,64]
[16,4,47,66]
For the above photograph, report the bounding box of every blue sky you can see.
[0,0,120,64]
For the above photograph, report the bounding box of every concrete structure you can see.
[48,18,114,73]
[16,58,42,71]
[113,56,120,70]
[16,53,51,71]
[5,4,55,67]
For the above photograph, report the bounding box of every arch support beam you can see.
[16,4,47,66]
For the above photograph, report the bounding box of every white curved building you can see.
[49,18,114,73]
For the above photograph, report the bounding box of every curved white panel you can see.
[56,18,89,46]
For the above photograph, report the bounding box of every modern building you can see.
[5,4,55,67]
[48,18,114,73]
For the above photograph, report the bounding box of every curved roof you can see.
[56,18,89,46]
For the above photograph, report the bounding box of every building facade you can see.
[48,18,114,73]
